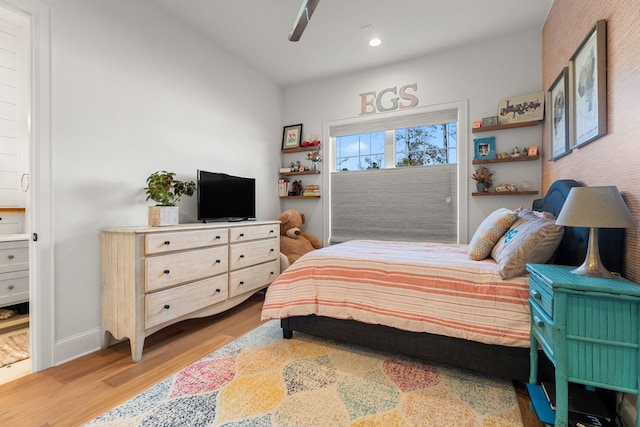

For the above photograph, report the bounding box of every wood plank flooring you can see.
[0,292,543,426]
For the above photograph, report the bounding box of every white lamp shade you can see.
[556,186,635,229]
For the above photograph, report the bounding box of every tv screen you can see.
[197,170,256,222]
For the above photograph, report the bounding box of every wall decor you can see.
[474,137,496,160]
[282,124,303,149]
[359,82,418,115]
[570,19,607,148]
[549,67,570,160]
[497,91,544,124]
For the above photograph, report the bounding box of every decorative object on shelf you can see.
[145,171,196,227]
[482,116,498,127]
[495,183,517,192]
[472,120,482,129]
[570,19,607,148]
[301,133,321,147]
[521,180,534,191]
[527,146,539,156]
[471,165,494,192]
[510,146,523,157]
[474,137,496,160]
[288,180,302,196]
[555,185,634,278]
[497,91,544,124]
[282,123,303,149]
[290,160,301,172]
[306,150,322,170]
[549,67,570,160]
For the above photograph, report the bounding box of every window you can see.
[328,106,463,244]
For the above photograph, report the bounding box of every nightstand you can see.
[527,263,640,427]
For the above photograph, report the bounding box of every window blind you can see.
[330,165,457,244]
[330,108,458,137]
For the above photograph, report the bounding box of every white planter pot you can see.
[148,206,179,227]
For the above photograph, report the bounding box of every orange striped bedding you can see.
[261,240,531,347]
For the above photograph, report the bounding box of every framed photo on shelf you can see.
[528,146,539,156]
[570,19,607,148]
[549,67,570,160]
[282,124,303,150]
[474,137,496,160]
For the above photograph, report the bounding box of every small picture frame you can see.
[570,19,607,148]
[527,146,539,156]
[474,137,496,160]
[282,124,303,150]
[549,67,570,160]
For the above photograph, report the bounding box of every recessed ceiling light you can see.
[369,38,381,47]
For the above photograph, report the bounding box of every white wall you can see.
[283,29,544,243]
[49,0,283,363]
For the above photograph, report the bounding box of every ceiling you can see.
[150,0,553,88]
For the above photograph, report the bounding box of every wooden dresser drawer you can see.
[146,275,229,328]
[145,229,228,255]
[229,238,279,271]
[0,241,28,273]
[229,224,278,243]
[529,274,553,318]
[229,258,279,298]
[146,246,228,292]
[0,270,29,306]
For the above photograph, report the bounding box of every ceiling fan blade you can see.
[288,0,320,42]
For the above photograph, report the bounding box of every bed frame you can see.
[280,179,625,381]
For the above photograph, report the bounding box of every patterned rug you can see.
[0,330,29,368]
[86,321,523,426]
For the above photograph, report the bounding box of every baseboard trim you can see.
[54,327,102,366]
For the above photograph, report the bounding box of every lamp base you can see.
[570,227,619,279]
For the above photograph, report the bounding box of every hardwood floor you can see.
[0,292,543,426]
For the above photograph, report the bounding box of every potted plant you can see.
[471,166,494,192]
[145,171,196,226]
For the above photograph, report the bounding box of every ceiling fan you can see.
[288,0,320,42]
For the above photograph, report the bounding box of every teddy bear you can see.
[279,209,323,267]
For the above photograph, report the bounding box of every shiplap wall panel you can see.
[542,0,640,283]
[331,165,457,243]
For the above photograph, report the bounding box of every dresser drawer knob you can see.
[215,288,221,293]
[215,259,221,264]
[239,281,244,285]
[7,254,14,259]
[215,235,221,240]
[239,233,245,237]
[270,272,275,275]
[533,315,545,327]
[239,254,245,258]
[164,241,170,245]
[163,269,170,274]
[270,249,274,252]
[8,285,14,290]
[163,304,170,310]
[532,290,542,300]
[269,229,275,233]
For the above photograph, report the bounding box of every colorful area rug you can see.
[0,330,29,368]
[86,321,523,426]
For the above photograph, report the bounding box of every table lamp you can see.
[555,186,635,278]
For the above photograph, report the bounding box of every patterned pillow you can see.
[491,209,564,279]
[468,208,519,260]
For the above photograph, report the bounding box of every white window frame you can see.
[322,100,469,244]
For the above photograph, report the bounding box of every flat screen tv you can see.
[197,170,256,222]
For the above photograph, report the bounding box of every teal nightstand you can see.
[527,263,640,427]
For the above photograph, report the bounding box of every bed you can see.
[261,180,625,381]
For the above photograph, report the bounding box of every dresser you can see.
[0,235,29,308]
[100,221,280,362]
[527,263,640,427]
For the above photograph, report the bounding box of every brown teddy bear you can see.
[279,209,323,267]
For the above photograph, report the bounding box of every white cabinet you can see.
[100,221,280,362]
[0,237,29,308]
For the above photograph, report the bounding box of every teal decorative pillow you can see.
[491,209,564,279]
[468,208,519,260]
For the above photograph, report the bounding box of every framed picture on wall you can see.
[282,124,303,150]
[473,137,496,160]
[570,19,607,148]
[549,67,570,160]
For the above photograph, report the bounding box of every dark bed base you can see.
[281,315,554,382]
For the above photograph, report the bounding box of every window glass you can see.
[336,132,385,171]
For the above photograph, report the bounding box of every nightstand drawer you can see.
[530,301,554,360]
[528,273,553,318]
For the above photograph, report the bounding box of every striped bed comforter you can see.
[261,240,531,348]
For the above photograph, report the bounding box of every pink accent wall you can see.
[542,0,640,282]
